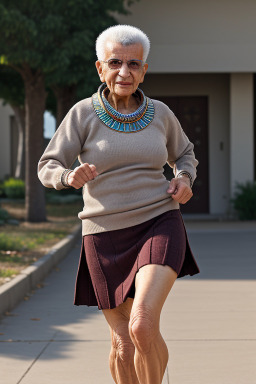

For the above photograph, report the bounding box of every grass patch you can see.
[1,200,83,220]
[0,268,19,278]
[0,200,82,286]
[0,251,24,264]
[0,231,66,252]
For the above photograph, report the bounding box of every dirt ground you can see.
[0,201,81,286]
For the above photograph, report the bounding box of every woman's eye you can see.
[109,60,121,67]
[129,61,140,69]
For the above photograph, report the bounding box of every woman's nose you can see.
[118,62,130,77]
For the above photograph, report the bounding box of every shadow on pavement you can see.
[0,241,108,361]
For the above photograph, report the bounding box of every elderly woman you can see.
[38,25,200,384]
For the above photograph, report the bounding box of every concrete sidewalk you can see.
[0,221,256,384]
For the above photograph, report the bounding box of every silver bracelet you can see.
[61,169,73,188]
[177,171,193,189]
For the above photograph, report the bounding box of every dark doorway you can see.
[154,96,209,214]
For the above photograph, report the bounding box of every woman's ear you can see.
[139,63,148,84]
[95,61,105,82]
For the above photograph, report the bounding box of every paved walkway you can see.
[0,221,256,384]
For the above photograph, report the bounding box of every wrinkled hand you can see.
[167,177,193,204]
[67,163,98,189]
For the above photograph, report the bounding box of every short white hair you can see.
[96,25,150,62]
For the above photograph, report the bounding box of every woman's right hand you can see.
[67,163,98,189]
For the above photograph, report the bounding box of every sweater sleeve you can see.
[165,108,199,184]
[38,103,85,190]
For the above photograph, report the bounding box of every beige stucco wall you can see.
[0,101,12,180]
[141,74,230,215]
[116,0,256,73]
[230,73,254,193]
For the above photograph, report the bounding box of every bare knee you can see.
[111,324,135,364]
[129,304,158,354]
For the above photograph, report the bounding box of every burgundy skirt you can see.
[74,210,200,310]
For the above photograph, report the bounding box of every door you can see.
[154,96,209,214]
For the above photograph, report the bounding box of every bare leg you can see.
[129,264,178,384]
[103,298,139,384]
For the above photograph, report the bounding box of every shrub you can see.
[3,178,25,199]
[0,181,6,198]
[232,181,256,220]
[46,193,81,204]
[0,206,9,221]
[45,186,82,204]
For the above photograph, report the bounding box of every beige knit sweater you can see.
[38,97,198,235]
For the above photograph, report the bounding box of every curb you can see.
[0,223,81,317]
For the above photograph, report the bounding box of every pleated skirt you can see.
[74,210,200,310]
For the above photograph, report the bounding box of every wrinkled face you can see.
[95,42,148,98]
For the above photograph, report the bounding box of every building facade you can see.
[115,0,256,215]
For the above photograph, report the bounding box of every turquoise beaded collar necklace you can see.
[92,83,154,133]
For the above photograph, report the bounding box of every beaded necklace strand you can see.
[92,83,154,133]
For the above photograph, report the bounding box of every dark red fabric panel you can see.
[74,210,200,309]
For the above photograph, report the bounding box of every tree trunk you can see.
[52,85,76,127]
[22,69,47,222]
[11,105,25,180]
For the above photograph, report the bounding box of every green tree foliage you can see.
[0,66,24,107]
[0,0,137,222]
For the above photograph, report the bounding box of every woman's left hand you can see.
[167,177,193,204]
